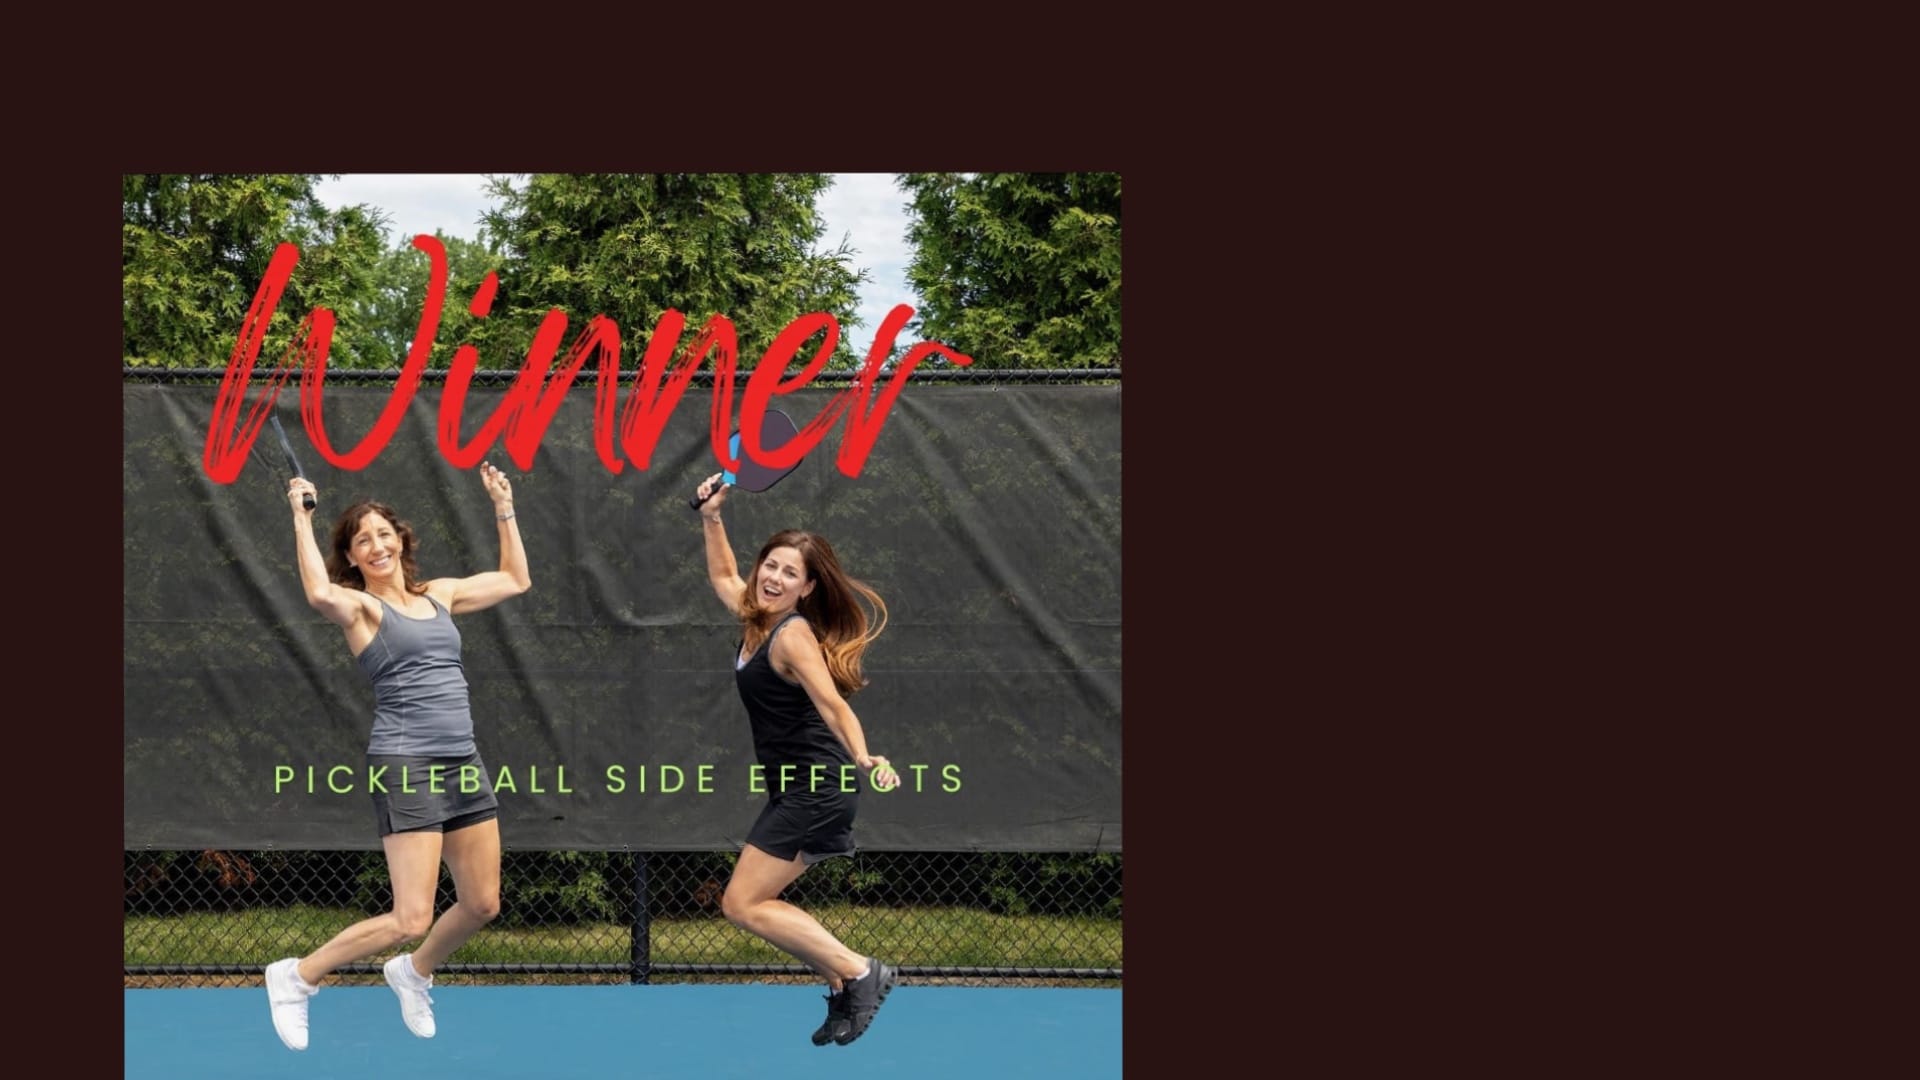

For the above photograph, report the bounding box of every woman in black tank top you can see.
[262,463,533,1054]
[693,471,902,1047]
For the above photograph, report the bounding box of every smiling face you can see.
[327,500,420,592]
[348,511,404,585]
[752,545,815,617]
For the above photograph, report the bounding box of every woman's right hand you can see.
[695,472,728,516]
[288,477,317,517]
[861,754,901,791]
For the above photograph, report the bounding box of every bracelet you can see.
[496,510,516,521]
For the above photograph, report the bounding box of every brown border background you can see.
[84,98,1343,1072]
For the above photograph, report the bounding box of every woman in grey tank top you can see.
[263,462,532,1053]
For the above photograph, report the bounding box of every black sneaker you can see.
[812,986,851,1046]
[833,958,897,1046]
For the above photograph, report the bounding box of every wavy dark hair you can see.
[326,500,428,596]
[739,530,888,697]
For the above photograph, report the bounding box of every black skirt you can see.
[746,787,859,865]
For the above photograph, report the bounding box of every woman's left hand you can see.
[859,754,900,791]
[481,462,513,509]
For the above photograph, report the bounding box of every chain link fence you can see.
[124,849,1121,988]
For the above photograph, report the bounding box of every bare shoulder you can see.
[336,588,382,642]
[421,579,458,611]
[769,615,818,656]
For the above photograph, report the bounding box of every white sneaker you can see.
[383,953,437,1038]
[264,958,316,1051]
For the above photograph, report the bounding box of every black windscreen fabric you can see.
[124,382,1119,851]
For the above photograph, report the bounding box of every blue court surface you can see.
[125,984,1122,1078]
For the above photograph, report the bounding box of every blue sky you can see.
[311,173,919,350]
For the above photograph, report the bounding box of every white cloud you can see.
[815,173,921,338]
[312,174,500,245]
[815,173,913,267]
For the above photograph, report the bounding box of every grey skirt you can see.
[367,751,500,837]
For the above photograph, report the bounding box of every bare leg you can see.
[720,844,866,990]
[295,831,442,986]
[409,818,503,976]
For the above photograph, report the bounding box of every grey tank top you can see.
[357,595,475,756]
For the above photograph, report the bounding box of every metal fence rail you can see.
[122,366,1121,385]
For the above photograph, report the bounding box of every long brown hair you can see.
[740,530,888,697]
[326,500,428,596]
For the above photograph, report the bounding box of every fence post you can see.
[630,850,651,985]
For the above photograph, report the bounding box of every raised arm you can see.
[433,462,533,615]
[772,620,900,790]
[289,477,366,630]
[696,473,747,616]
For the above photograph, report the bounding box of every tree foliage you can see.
[475,173,869,371]
[122,173,874,373]
[352,231,506,370]
[122,174,388,368]
[898,173,1121,369]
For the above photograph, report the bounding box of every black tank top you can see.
[734,613,852,794]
